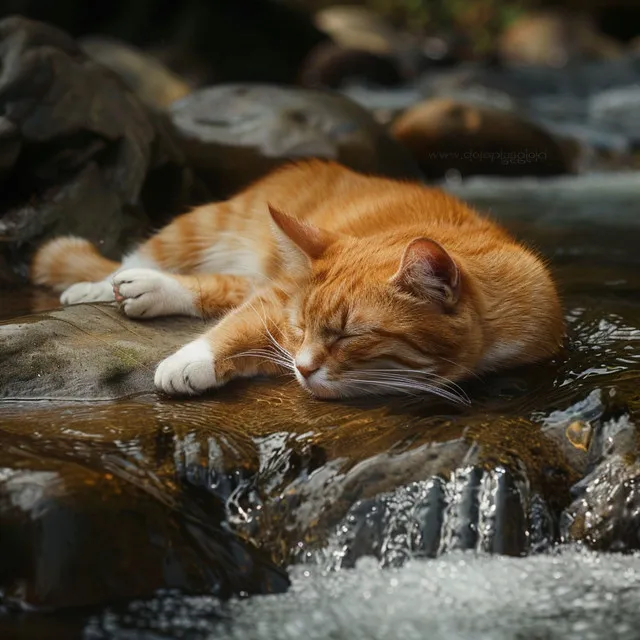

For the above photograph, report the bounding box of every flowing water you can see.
[0,175,639,638]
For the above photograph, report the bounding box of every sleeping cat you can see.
[31,160,564,401]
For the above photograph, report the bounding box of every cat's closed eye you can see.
[289,323,304,337]
[329,331,364,347]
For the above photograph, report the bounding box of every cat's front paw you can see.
[154,339,218,395]
[60,281,115,305]
[113,269,194,319]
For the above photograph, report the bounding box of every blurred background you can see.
[1,0,640,283]
[3,0,640,85]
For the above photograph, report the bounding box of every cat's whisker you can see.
[223,349,296,372]
[354,371,467,400]
[356,368,471,404]
[343,378,424,398]
[433,355,482,380]
[245,298,295,368]
[343,373,470,405]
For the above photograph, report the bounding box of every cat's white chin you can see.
[295,369,342,399]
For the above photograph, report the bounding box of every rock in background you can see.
[391,98,574,178]
[0,17,198,285]
[169,84,422,198]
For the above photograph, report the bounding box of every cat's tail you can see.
[31,236,120,292]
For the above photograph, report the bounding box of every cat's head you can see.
[269,206,482,402]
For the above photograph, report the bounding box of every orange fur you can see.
[31,237,119,292]
[31,161,564,400]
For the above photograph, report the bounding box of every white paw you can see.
[154,339,217,395]
[60,281,115,305]
[113,268,195,319]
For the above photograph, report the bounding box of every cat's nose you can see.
[296,363,320,379]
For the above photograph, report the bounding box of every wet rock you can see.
[290,411,576,569]
[499,10,623,67]
[309,467,533,570]
[391,98,573,178]
[0,17,197,284]
[0,302,578,571]
[563,455,640,551]
[0,304,201,400]
[0,441,288,610]
[562,410,640,551]
[169,84,422,197]
[80,37,193,109]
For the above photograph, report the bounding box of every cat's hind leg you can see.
[154,289,291,394]
[113,270,251,319]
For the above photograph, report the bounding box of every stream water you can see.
[0,175,639,639]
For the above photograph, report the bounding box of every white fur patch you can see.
[479,340,526,370]
[112,269,196,318]
[294,347,317,371]
[297,367,343,399]
[198,232,264,279]
[60,280,115,305]
[154,338,217,395]
[120,251,160,271]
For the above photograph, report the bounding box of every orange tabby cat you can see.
[31,160,564,401]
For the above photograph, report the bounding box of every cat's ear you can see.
[390,238,460,308]
[268,204,337,260]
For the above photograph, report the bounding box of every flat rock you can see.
[0,304,200,400]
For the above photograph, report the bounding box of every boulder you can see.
[0,17,198,285]
[562,405,640,551]
[0,437,289,609]
[391,98,573,178]
[168,84,422,198]
[80,36,193,109]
